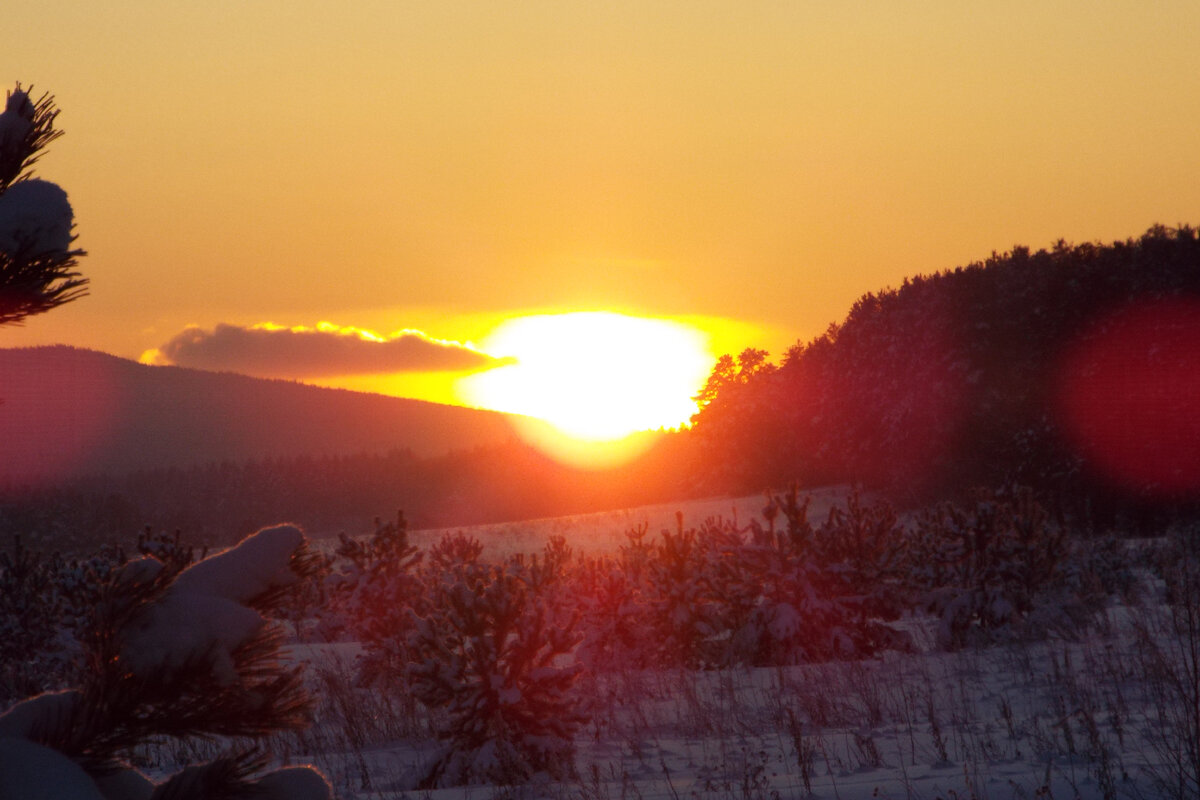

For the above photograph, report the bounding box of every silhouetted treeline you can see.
[691,225,1200,530]
[0,435,704,553]
[10,226,1200,551]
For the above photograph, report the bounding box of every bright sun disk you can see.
[459,312,713,447]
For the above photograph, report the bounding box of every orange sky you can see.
[5,1,1200,420]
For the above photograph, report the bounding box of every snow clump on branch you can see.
[0,523,332,800]
[0,179,74,256]
[0,90,33,152]
[120,524,306,683]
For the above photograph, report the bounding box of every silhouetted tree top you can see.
[0,83,87,326]
[690,225,1200,518]
[692,348,774,415]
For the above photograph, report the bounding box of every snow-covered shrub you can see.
[620,495,910,669]
[1155,521,1200,605]
[906,486,1080,648]
[512,533,574,595]
[407,559,584,788]
[0,536,78,702]
[323,512,423,685]
[640,517,731,668]
[575,518,744,670]
[0,524,333,799]
[573,554,659,672]
[424,529,485,571]
[0,526,214,705]
[135,526,200,565]
[729,491,910,665]
[809,488,907,621]
[0,537,136,703]
[572,523,691,672]
[1058,530,1140,609]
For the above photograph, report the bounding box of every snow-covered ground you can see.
[397,487,854,559]
[276,492,1187,799]
[267,617,1183,799]
[5,490,1191,799]
[279,642,1130,799]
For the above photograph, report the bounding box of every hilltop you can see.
[0,345,519,483]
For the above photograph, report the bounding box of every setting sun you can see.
[458,312,713,459]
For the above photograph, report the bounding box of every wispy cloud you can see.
[140,321,511,378]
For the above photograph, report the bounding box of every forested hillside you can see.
[0,435,700,552]
[691,225,1200,528]
[0,345,519,482]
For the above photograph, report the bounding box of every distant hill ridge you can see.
[0,345,519,483]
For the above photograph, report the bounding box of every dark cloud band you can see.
[143,322,510,378]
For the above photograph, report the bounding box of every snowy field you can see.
[280,627,1169,800]
[286,493,1188,798]
[398,488,854,559]
[4,488,1195,800]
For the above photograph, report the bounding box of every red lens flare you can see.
[1056,298,1200,496]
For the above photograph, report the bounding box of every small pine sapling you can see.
[736,490,911,664]
[0,535,75,702]
[907,486,1077,648]
[407,559,585,788]
[641,516,729,668]
[423,529,485,572]
[326,511,424,685]
[574,555,659,672]
[811,488,909,633]
[0,536,137,703]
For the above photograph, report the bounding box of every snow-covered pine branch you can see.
[0,82,86,326]
[0,524,332,800]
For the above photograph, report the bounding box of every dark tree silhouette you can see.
[690,225,1200,525]
[0,83,87,326]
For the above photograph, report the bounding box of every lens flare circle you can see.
[1056,298,1200,496]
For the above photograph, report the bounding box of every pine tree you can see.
[0,83,87,326]
[0,525,333,799]
[407,559,584,788]
[907,487,1077,649]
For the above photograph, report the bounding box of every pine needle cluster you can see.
[0,82,87,326]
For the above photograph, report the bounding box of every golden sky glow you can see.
[5,1,1200,451]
